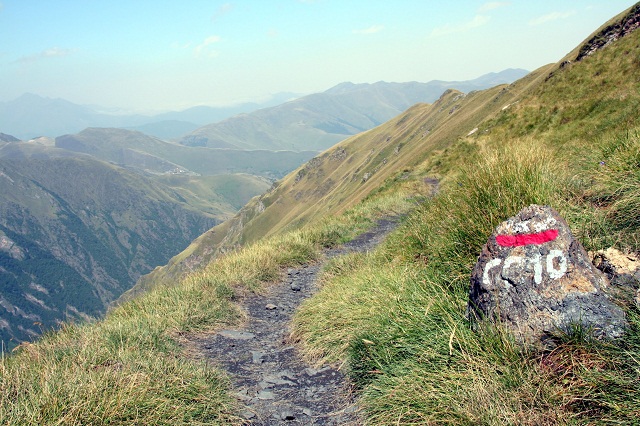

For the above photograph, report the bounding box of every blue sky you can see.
[0,0,636,112]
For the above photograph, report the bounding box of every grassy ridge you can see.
[291,18,640,424]
[56,127,317,179]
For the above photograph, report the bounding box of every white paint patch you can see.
[483,252,567,286]
[483,258,503,286]
[511,220,532,233]
[532,217,557,233]
[546,250,568,279]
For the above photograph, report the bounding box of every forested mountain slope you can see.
[0,142,246,349]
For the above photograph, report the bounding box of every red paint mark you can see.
[496,229,558,247]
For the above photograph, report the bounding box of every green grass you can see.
[0,291,241,425]
[293,131,640,424]
[584,130,640,252]
[0,186,417,425]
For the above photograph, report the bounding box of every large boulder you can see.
[468,205,627,347]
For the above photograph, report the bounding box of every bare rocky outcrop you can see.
[468,205,627,348]
[591,247,640,309]
[576,3,640,61]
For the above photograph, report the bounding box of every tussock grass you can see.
[293,135,640,424]
[400,140,567,285]
[585,130,640,251]
[0,185,417,425]
[0,264,242,425]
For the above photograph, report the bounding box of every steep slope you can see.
[56,127,317,179]
[0,144,225,349]
[476,3,640,153]
[289,5,640,424]
[131,3,640,310]
[178,70,528,151]
[130,68,547,294]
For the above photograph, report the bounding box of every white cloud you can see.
[211,3,233,22]
[529,10,576,26]
[17,47,75,63]
[430,15,490,37]
[195,35,221,58]
[353,25,384,35]
[479,2,510,13]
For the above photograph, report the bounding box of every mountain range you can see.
[0,135,279,347]
[54,127,316,179]
[0,143,214,345]
[127,9,640,313]
[0,92,299,141]
[1,70,527,143]
[0,69,527,349]
[178,69,528,151]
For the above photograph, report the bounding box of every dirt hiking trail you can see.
[191,218,400,425]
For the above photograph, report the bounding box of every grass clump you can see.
[584,130,640,252]
[293,134,640,424]
[0,185,417,425]
[401,140,568,284]
[0,323,239,425]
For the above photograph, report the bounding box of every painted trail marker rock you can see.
[468,205,627,347]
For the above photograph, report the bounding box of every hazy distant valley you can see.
[0,70,527,349]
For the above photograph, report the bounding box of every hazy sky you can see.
[0,0,636,112]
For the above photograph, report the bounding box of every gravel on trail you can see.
[192,218,400,425]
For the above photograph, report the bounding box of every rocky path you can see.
[194,218,400,425]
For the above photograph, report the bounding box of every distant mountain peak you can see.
[323,69,530,97]
[0,132,20,142]
[324,82,360,94]
[16,92,44,100]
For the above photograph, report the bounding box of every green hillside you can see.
[2,4,640,425]
[178,71,528,152]
[130,69,551,292]
[56,127,317,179]
[0,143,269,350]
